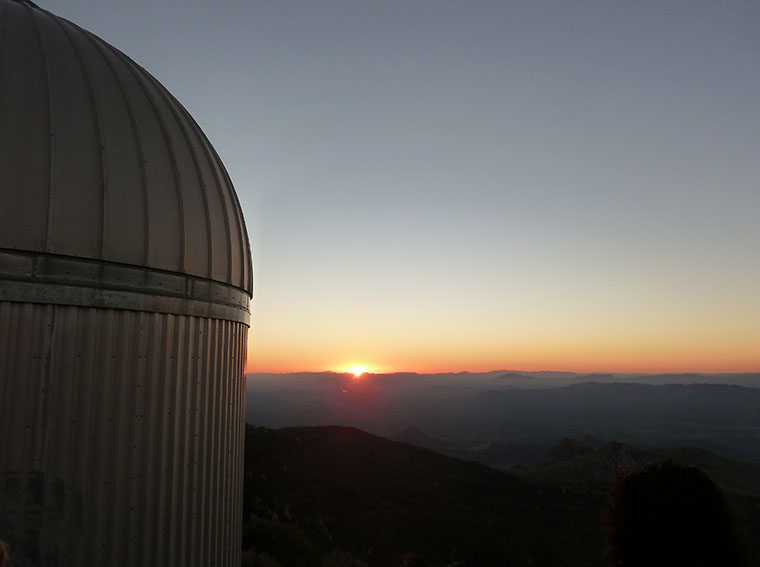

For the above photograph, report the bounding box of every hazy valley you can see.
[247,371,760,464]
[243,372,760,565]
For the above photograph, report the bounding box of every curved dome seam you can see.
[0,3,9,56]
[219,158,253,292]
[173,101,235,286]
[108,45,187,275]
[52,15,109,260]
[78,27,152,267]
[187,115,252,291]
[182,109,250,290]
[25,4,55,253]
[141,71,215,282]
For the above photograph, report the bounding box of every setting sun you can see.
[347,365,368,378]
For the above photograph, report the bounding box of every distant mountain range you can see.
[249,370,760,390]
[247,374,760,463]
[242,425,760,567]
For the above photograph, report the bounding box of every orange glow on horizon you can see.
[246,350,759,376]
[245,324,759,375]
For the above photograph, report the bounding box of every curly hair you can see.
[603,460,745,567]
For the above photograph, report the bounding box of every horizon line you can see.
[246,368,759,376]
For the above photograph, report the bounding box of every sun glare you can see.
[348,365,368,378]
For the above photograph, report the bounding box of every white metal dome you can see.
[0,0,252,322]
[0,3,250,565]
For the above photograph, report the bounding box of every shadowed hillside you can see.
[243,425,603,567]
[511,439,760,565]
[512,439,760,497]
[242,425,760,567]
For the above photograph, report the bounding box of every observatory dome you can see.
[1,2,251,565]
[0,0,252,322]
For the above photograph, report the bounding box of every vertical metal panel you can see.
[63,20,146,266]
[175,103,235,286]
[0,3,50,252]
[111,42,186,275]
[138,72,211,279]
[35,11,103,259]
[0,302,246,567]
[143,72,216,282]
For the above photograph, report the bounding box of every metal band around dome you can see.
[0,248,251,324]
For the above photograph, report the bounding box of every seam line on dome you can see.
[25,4,55,253]
[179,107,237,287]
[110,45,186,274]
[77,26,152,267]
[142,72,214,282]
[176,104,234,287]
[0,3,8,57]
[186,112,252,294]
[52,15,109,261]
[218,154,252,293]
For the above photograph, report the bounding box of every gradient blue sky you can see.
[43,1,760,373]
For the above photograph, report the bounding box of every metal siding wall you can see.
[0,302,245,567]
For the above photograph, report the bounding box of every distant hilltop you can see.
[248,370,760,389]
[245,372,760,464]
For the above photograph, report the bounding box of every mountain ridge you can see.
[243,425,760,566]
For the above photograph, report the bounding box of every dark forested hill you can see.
[510,439,760,565]
[243,425,604,567]
[242,425,760,567]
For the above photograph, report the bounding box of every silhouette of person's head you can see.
[604,460,745,567]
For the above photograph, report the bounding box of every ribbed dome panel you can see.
[0,0,252,295]
[0,3,251,565]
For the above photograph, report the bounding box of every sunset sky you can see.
[44,1,760,374]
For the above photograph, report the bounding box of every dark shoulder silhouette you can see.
[604,460,746,567]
